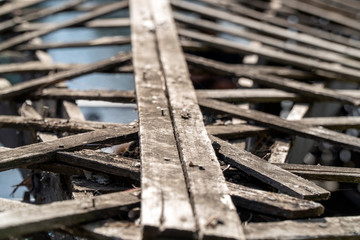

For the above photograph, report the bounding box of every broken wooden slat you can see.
[211,136,330,200]
[275,163,360,183]
[151,0,245,239]
[16,36,130,51]
[0,0,129,51]
[174,12,360,70]
[0,53,131,101]
[0,0,84,33]
[172,0,360,60]
[0,115,126,133]
[130,0,196,238]
[57,150,140,180]
[32,88,136,103]
[243,216,360,240]
[228,182,324,219]
[14,18,131,32]
[0,0,44,17]
[0,126,138,171]
[0,189,140,239]
[200,99,360,151]
[268,104,309,164]
[206,124,271,140]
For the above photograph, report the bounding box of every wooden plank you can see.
[0,53,131,101]
[199,0,360,48]
[31,88,136,103]
[57,150,140,180]
[179,29,360,86]
[243,216,360,240]
[0,189,141,239]
[174,12,360,70]
[0,198,30,212]
[14,18,130,32]
[200,98,360,151]
[186,55,360,105]
[0,0,44,17]
[0,0,84,33]
[130,0,196,238]
[228,182,324,219]
[281,0,360,32]
[211,136,330,200]
[275,163,360,183]
[196,88,360,103]
[151,0,245,239]
[16,36,130,51]
[0,115,125,133]
[206,124,271,140]
[0,0,129,51]
[172,0,360,60]
[0,126,138,171]
[268,104,309,164]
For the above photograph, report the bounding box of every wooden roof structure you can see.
[0,0,360,239]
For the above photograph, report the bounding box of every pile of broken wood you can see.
[0,0,360,239]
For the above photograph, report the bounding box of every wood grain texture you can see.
[211,136,330,200]
[244,216,360,240]
[130,0,196,238]
[0,189,141,239]
[200,98,360,151]
[151,0,245,239]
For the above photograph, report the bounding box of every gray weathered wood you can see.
[152,0,245,239]
[16,36,130,51]
[130,0,196,238]
[0,189,141,239]
[228,182,324,219]
[0,126,138,171]
[276,163,360,183]
[243,216,360,240]
[0,0,44,17]
[57,150,140,180]
[200,98,360,151]
[211,136,330,200]
[0,0,129,51]
[0,53,131,101]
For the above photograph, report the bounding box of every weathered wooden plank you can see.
[14,18,130,32]
[0,0,84,33]
[268,104,309,164]
[201,98,360,151]
[206,124,271,140]
[57,150,140,180]
[151,0,245,239]
[130,0,196,238]
[211,136,330,200]
[0,0,44,17]
[0,53,131,101]
[0,198,30,212]
[186,55,360,105]
[276,163,360,183]
[174,12,360,70]
[172,0,360,60]
[179,29,360,86]
[31,89,136,103]
[0,189,140,239]
[197,88,360,103]
[228,182,324,219]
[0,0,129,51]
[0,115,125,133]
[70,220,141,240]
[0,126,137,171]
[16,36,130,51]
[281,0,360,32]
[198,0,360,49]
[243,216,360,240]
